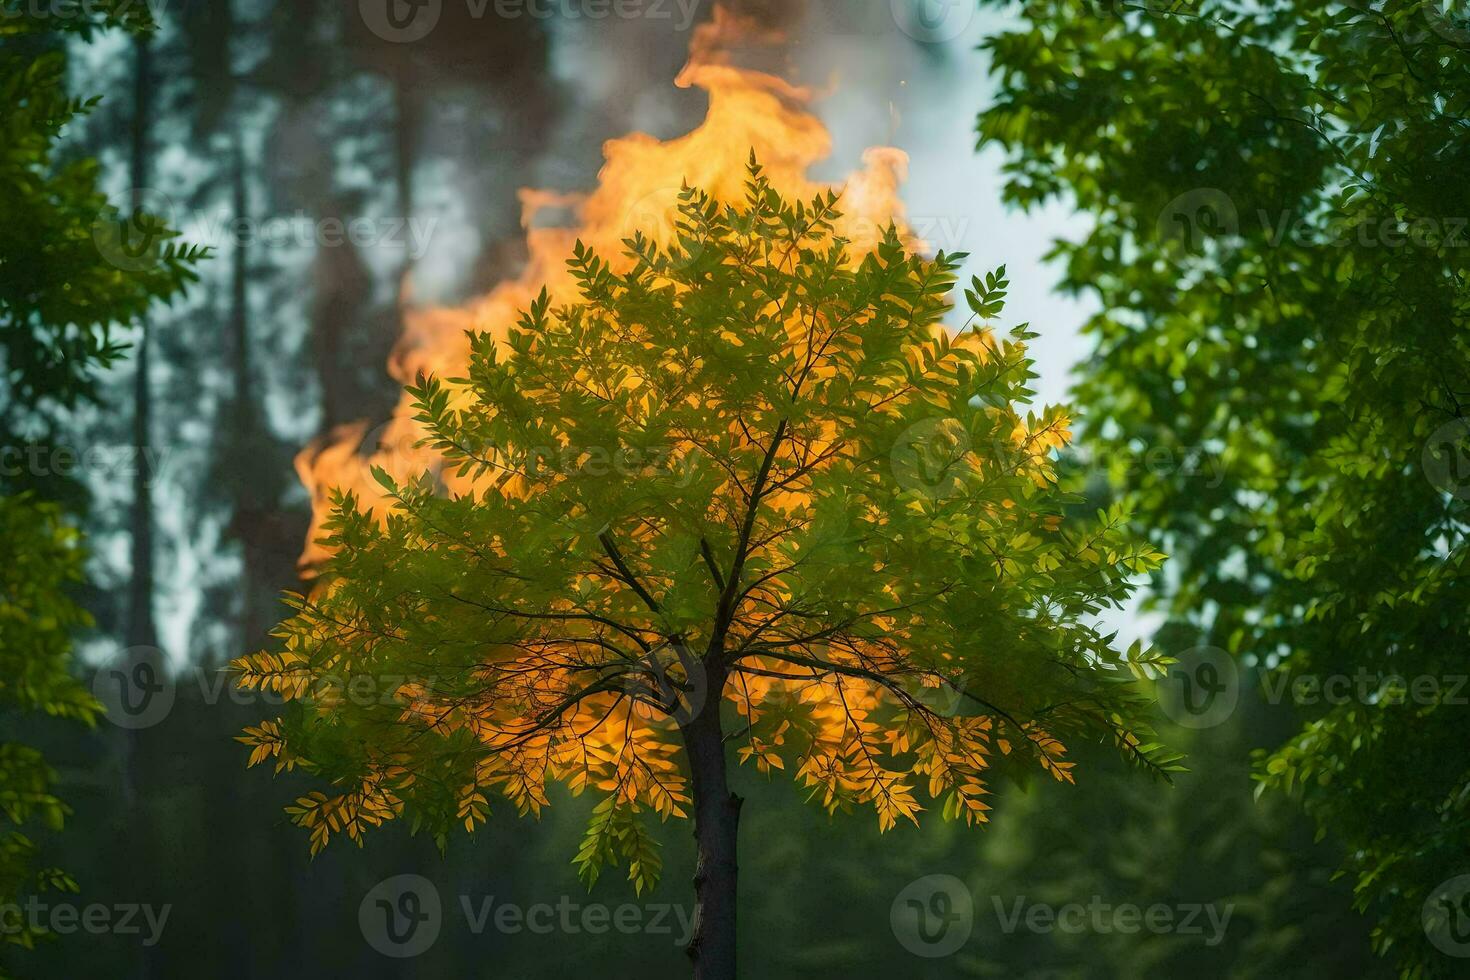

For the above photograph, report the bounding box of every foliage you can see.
[234,161,1172,896]
[0,3,203,415]
[0,495,94,957]
[0,1,201,968]
[977,1,1470,972]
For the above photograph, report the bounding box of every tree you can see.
[233,162,1174,979]
[0,1,200,970]
[976,1,1470,973]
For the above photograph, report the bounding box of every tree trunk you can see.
[682,687,741,980]
[124,36,159,980]
[126,33,156,657]
[226,134,264,646]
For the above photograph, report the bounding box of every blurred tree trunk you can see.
[124,38,161,980]
[126,35,157,657]
[226,136,264,646]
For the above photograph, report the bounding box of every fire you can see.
[295,8,915,568]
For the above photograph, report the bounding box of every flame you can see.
[295,8,914,568]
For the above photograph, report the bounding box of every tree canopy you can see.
[978,1,1470,971]
[234,161,1173,900]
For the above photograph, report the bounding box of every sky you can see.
[789,3,1096,408]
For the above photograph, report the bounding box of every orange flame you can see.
[295,8,914,568]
